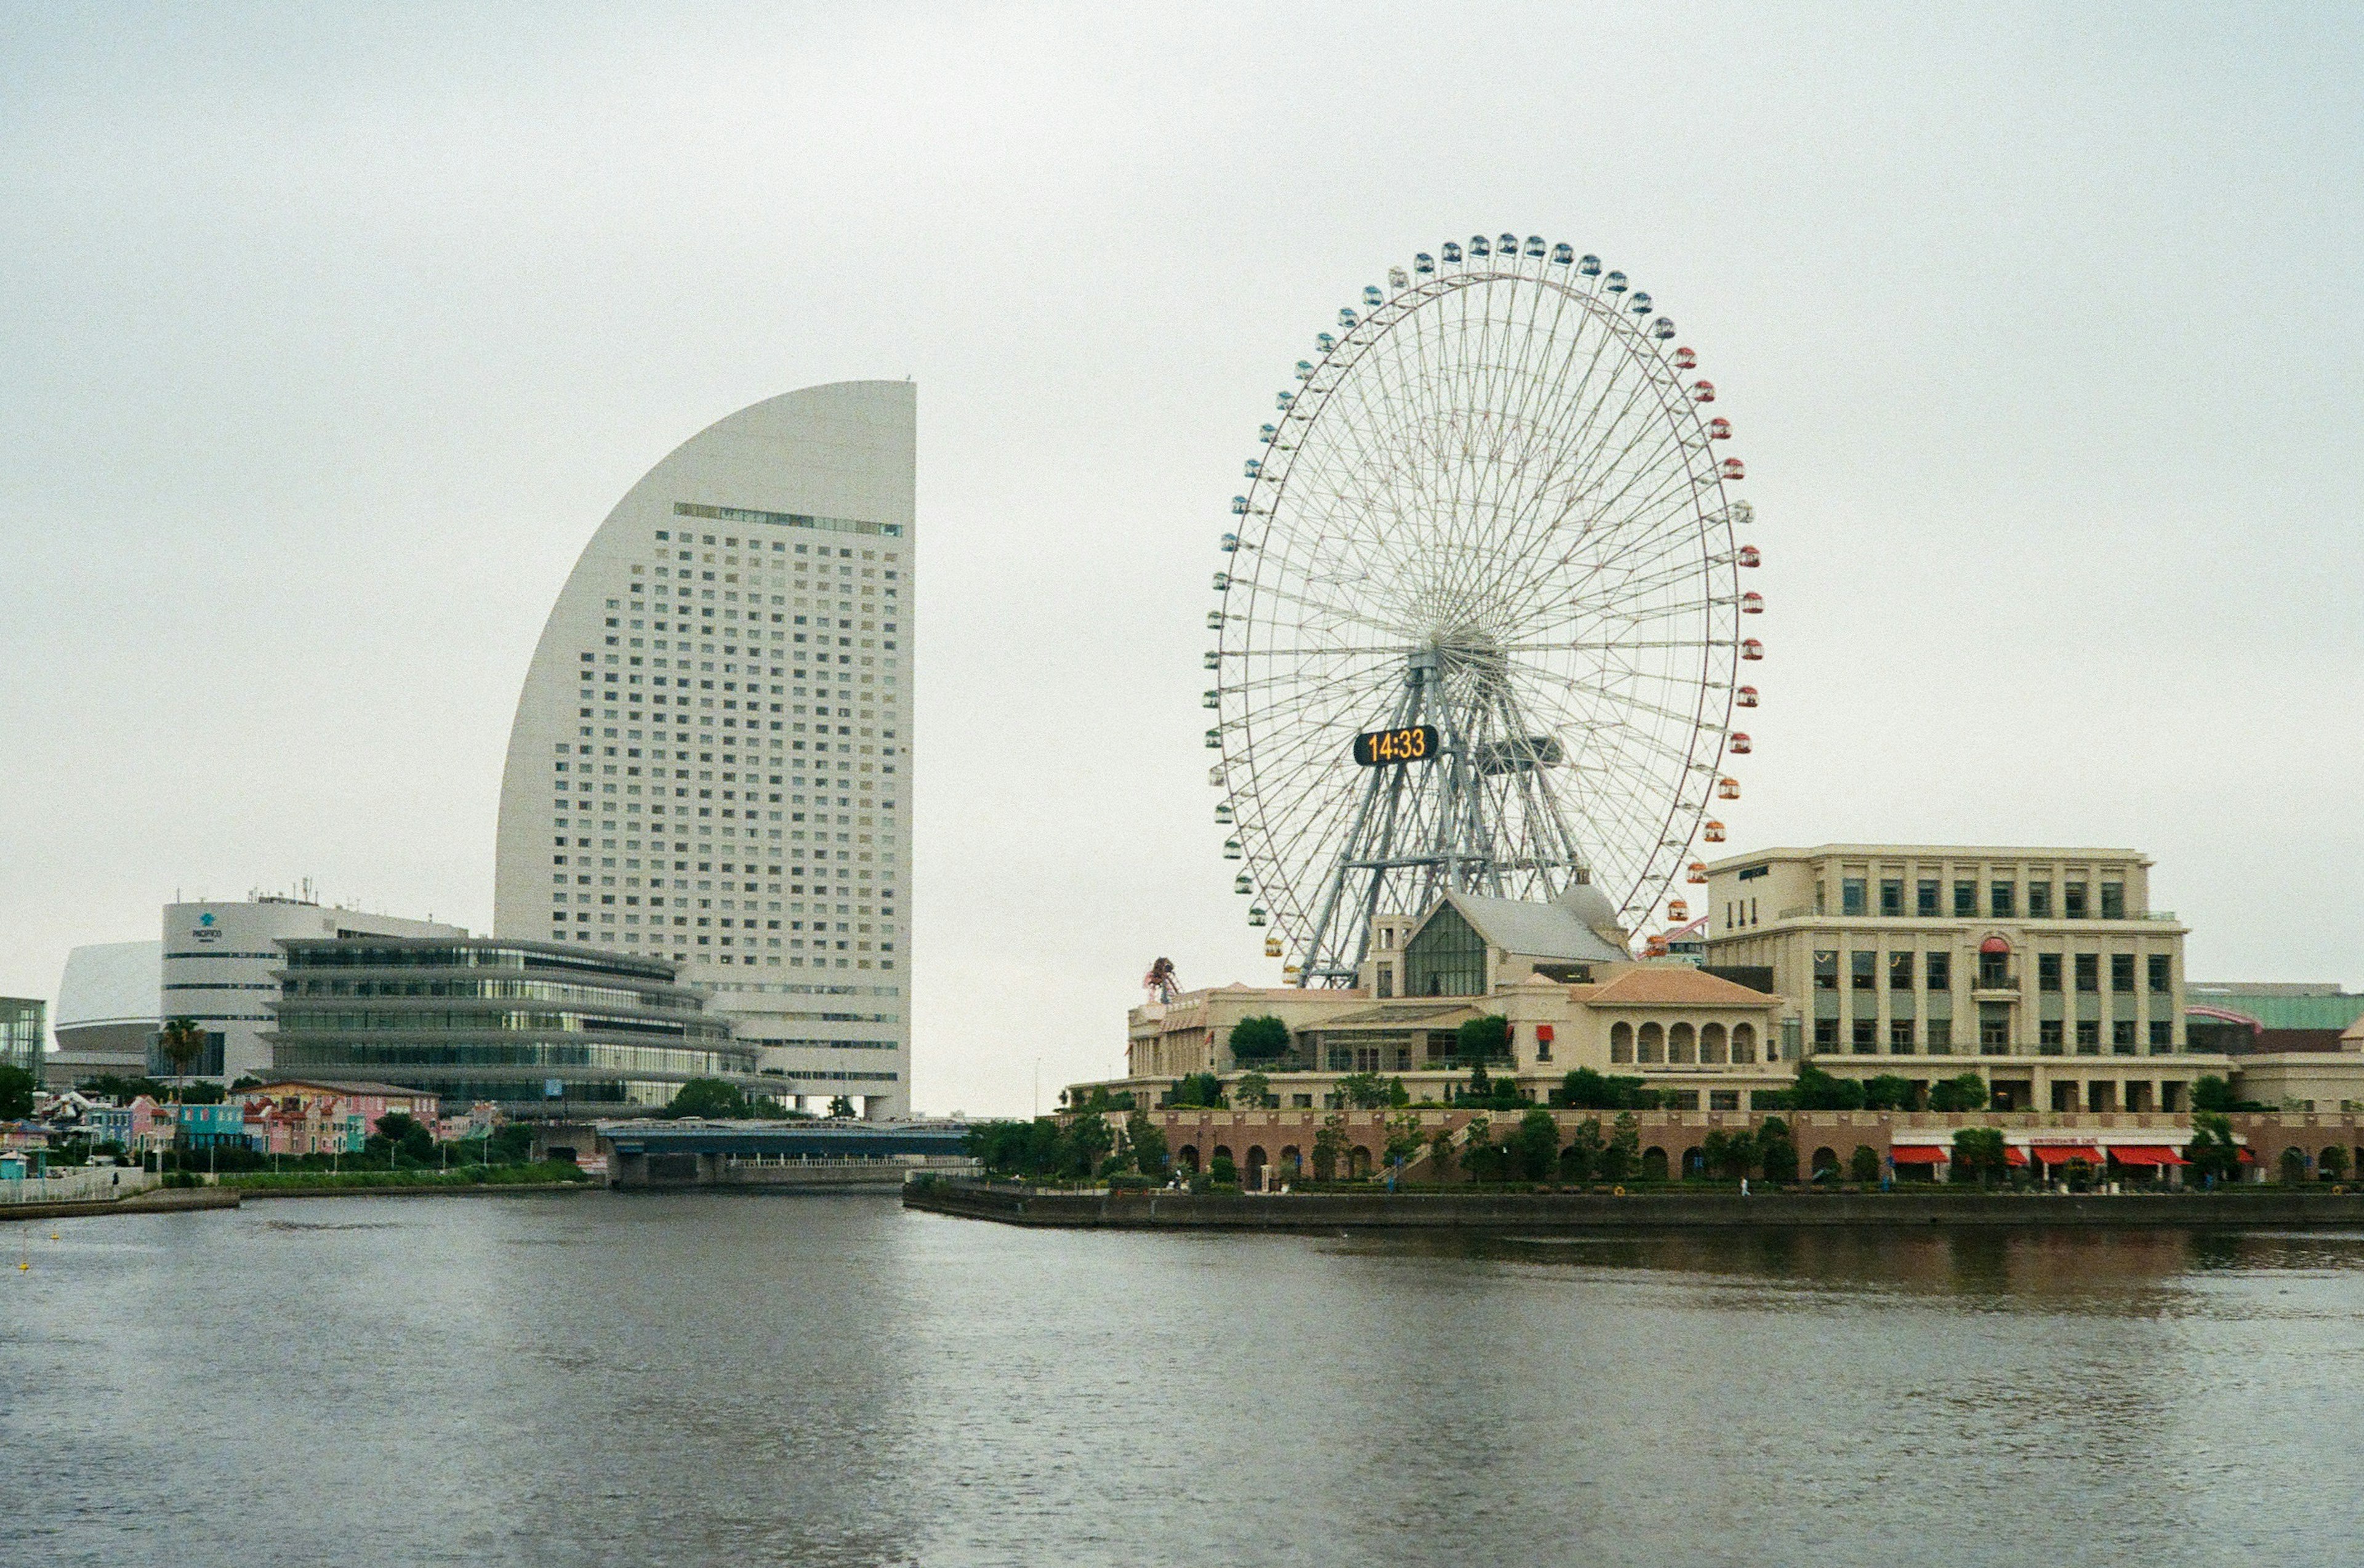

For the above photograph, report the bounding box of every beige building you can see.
[1097,887,1792,1112]
[1701,844,2223,1113]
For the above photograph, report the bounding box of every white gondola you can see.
[1362,285,1383,306]
[1652,317,1676,340]
[1276,390,1293,410]
[1726,499,1754,526]
[1231,495,1249,514]
[1206,728,1223,749]
[1247,907,1267,927]
[1337,307,1357,328]
[1215,802,1234,823]
[1551,242,1575,264]
[1243,458,1261,480]
[1387,266,1408,289]
[1441,241,1462,263]
[1498,232,1518,254]
[1414,251,1436,273]
[1629,291,1652,312]
[1295,360,1314,381]
[1206,610,1224,629]
[1524,235,1546,257]
[1578,253,1602,276]
[1208,765,1223,786]
[1234,874,1252,895]
[1604,270,1628,292]
[1223,838,1242,859]
[1468,235,1490,257]
[1212,571,1229,590]
[1204,651,1221,669]
[1220,533,1240,552]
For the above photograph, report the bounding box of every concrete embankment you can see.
[233,1181,594,1202]
[0,1186,242,1224]
[904,1180,2364,1231]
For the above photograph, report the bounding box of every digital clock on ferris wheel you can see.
[1352,725,1440,766]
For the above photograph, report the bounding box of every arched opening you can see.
[1176,1144,1200,1174]
[1245,1145,1269,1189]
[1610,1022,1634,1064]
[2318,1145,2350,1181]
[1669,1023,1696,1064]
[1348,1144,1373,1178]
[1638,1022,1665,1064]
[1811,1146,1839,1179]
[1641,1146,1670,1182]
[1682,1144,1705,1178]
[1732,1023,1757,1063]
[1701,1022,1727,1064]
[1279,1144,1301,1178]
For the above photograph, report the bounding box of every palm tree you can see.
[155,1016,207,1151]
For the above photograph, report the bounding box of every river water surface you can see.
[4,1192,2362,1566]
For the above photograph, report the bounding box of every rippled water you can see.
[5,1194,2363,1566]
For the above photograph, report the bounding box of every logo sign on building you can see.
[193,911,221,944]
[545,1079,565,1100]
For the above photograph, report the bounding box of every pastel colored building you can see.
[241,1080,440,1156]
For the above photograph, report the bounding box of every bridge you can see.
[595,1118,979,1191]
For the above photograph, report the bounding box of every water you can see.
[6,1194,2363,1566]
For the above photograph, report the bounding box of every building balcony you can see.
[1972,974,2019,1000]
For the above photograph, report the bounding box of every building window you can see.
[1709,1090,1741,1112]
[1375,965,1393,999]
[2101,882,2126,920]
[2112,1019,2137,1055]
[2038,953,2062,992]
[2064,881,2088,919]
[1979,1010,2010,1053]
[2149,954,2171,994]
[1814,1018,1838,1049]
[1880,878,1903,916]
[2149,1020,2173,1053]
[2111,954,2136,994]
[2075,954,2099,993]
[1953,880,1976,917]
[2040,1019,2065,1054]
[1402,903,1486,997]
[1917,878,1940,917]
[1926,1018,1952,1054]
[1990,881,2016,919]
[1842,877,1867,916]
[1924,951,1950,991]
[2076,1019,2101,1054]
[1851,951,1876,990]
[2027,882,2052,918]
[1979,947,2010,989]
[1814,951,1838,991]
[1889,1018,1915,1053]
[1852,1018,1877,1053]
[1889,952,1914,991]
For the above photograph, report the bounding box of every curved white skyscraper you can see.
[494,381,914,1116]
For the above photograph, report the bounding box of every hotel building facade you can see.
[1702,845,2220,1113]
[492,382,914,1116]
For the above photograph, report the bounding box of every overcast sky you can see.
[3,2,2358,1115]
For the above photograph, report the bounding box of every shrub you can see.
[1788,1064,1865,1111]
[1209,1152,1239,1186]
[1848,1144,1882,1184]
[1228,1016,1292,1063]
[1861,1074,1915,1112]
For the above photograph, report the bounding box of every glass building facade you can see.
[0,997,45,1074]
[268,939,758,1116]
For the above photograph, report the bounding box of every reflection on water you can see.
[5,1195,2362,1567]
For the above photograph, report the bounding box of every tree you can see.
[156,1016,208,1104]
[827,1096,856,1119]
[1068,1113,1114,1178]
[1337,1072,1393,1110]
[1228,1015,1292,1064]
[1382,1111,1426,1172]
[1861,1074,1915,1112]
[1208,1151,1239,1186]
[668,1078,753,1119]
[366,1112,435,1166]
[1513,1108,1562,1183]
[1926,1073,1990,1114]
[1426,1126,1457,1180]
[2190,1075,2237,1112]
[1702,1128,1753,1182]
[0,1063,34,1121]
[1560,1117,1605,1183]
[1847,1144,1882,1184]
[1787,1064,1866,1111]
[1456,1015,1510,1064]
[78,1074,167,1103]
[1755,1116,1798,1183]
[1311,1114,1348,1181]
[1950,1127,2008,1184]
[1386,1077,1411,1108]
[2321,1145,2350,1181]
[489,1123,536,1164]
[1124,1109,1168,1178]
[1165,1073,1226,1109]
[2181,1112,2240,1185]
[1601,1111,1641,1183]
[1231,1071,1272,1109]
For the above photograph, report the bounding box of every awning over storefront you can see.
[2004,1145,2029,1166]
[1889,1145,1947,1165]
[2107,1146,2189,1167]
[2237,1147,2256,1164]
[2030,1145,2101,1164]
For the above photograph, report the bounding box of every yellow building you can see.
[1701,844,2222,1112]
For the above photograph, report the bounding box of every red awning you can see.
[1889,1145,1947,1164]
[2108,1145,2189,1167]
[2030,1145,2100,1164]
[2004,1146,2029,1166]
[2237,1147,2257,1163]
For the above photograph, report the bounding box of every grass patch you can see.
[222,1161,590,1192]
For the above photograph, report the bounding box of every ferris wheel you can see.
[1205,232,1763,986]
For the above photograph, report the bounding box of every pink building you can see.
[241,1080,440,1156]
